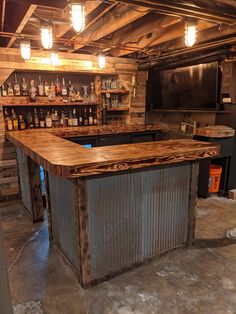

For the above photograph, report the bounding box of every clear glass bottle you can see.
[68,110,73,127]
[7,82,14,96]
[90,82,96,103]
[33,108,39,128]
[45,111,52,128]
[88,107,93,126]
[13,74,20,96]
[38,76,44,96]
[1,84,7,97]
[44,81,49,96]
[72,108,78,126]
[61,78,67,96]
[48,81,56,101]
[29,80,36,102]
[39,109,45,128]
[21,78,28,96]
[83,85,89,103]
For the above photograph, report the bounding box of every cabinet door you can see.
[132,132,155,143]
[98,134,132,146]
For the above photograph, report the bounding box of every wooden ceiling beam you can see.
[1,0,6,31]
[109,19,215,56]
[72,4,149,52]
[7,4,37,47]
[112,0,236,24]
[5,0,67,9]
[96,13,181,54]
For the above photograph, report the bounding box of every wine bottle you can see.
[33,108,39,128]
[55,75,62,96]
[39,109,45,128]
[13,74,20,96]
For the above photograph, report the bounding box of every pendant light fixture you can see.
[50,51,59,66]
[69,0,86,33]
[20,40,31,60]
[185,20,197,47]
[40,23,53,49]
[98,54,106,69]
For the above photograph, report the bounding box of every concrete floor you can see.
[1,196,236,314]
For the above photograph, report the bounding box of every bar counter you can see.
[6,125,220,288]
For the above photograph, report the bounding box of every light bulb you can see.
[41,26,53,49]
[98,55,106,69]
[71,2,85,33]
[185,21,197,47]
[20,40,31,60]
[50,52,59,66]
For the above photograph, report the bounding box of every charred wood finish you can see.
[7,126,220,178]
[28,157,44,223]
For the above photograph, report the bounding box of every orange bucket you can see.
[208,164,222,193]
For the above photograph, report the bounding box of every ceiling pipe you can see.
[1,0,6,32]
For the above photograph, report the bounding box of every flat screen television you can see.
[148,62,219,110]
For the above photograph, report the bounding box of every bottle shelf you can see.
[0,96,99,107]
[100,90,129,94]
[107,107,130,111]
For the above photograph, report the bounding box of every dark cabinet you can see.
[68,136,98,147]
[98,134,132,146]
[132,132,156,143]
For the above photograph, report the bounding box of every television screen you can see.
[151,62,218,110]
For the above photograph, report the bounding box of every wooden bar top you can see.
[6,125,220,178]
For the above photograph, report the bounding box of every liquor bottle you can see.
[55,75,62,96]
[7,82,14,96]
[72,108,78,126]
[11,109,19,130]
[33,108,39,128]
[26,112,34,129]
[1,84,7,97]
[29,80,36,102]
[54,110,60,128]
[60,110,65,127]
[45,111,52,128]
[67,80,72,96]
[38,76,44,96]
[21,78,29,96]
[39,109,45,128]
[78,110,83,126]
[18,114,26,130]
[13,74,20,96]
[61,78,67,97]
[84,108,88,126]
[4,109,13,131]
[44,81,49,96]
[68,110,73,127]
[93,111,98,125]
[48,81,56,101]
[88,107,93,126]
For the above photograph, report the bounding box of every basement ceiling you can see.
[1,0,236,68]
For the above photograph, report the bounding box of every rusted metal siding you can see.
[87,164,191,280]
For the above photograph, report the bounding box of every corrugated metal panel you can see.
[87,164,191,280]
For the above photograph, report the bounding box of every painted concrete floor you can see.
[1,196,236,314]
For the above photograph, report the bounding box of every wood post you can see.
[188,161,199,246]
[28,157,44,223]
[76,179,91,288]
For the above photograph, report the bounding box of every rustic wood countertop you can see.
[6,125,220,178]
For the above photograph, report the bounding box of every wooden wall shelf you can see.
[0,96,98,107]
[107,107,129,111]
[101,90,129,94]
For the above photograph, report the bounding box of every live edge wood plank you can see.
[6,125,220,178]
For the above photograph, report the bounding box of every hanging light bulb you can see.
[50,52,59,66]
[98,54,106,69]
[185,20,197,47]
[70,0,86,33]
[41,24,53,49]
[20,40,31,60]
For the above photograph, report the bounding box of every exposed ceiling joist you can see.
[7,4,37,47]
[1,0,6,32]
[73,4,150,52]
[5,0,67,9]
[112,0,236,24]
